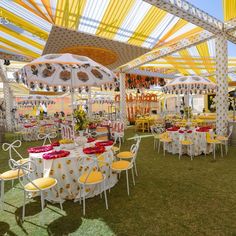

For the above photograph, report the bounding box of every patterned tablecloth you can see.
[29,144,118,202]
[165,130,213,156]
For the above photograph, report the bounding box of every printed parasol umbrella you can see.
[162,76,218,119]
[162,76,217,95]
[15,53,117,134]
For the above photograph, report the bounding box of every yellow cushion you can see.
[17,158,29,164]
[216,136,228,141]
[97,136,108,141]
[111,160,131,170]
[117,151,133,159]
[79,171,104,184]
[0,169,24,180]
[207,139,220,144]
[181,140,193,145]
[96,127,107,132]
[112,146,120,152]
[24,177,56,191]
[160,138,172,143]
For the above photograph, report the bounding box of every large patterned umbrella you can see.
[162,76,218,95]
[15,53,117,93]
[17,95,55,107]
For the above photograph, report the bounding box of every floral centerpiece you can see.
[184,106,193,120]
[59,139,75,150]
[73,107,88,132]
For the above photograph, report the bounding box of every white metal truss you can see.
[120,30,214,72]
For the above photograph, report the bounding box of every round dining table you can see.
[29,143,118,202]
[165,129,213,156]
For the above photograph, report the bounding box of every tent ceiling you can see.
[0,0,203,65]
[43,25,149,70]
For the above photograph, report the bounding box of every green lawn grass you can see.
[0,128,236,235]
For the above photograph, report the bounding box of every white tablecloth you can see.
[165,130,213,156]
[29,144,118,202]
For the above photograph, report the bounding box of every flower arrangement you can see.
[59,139,74,144]
[73,107,88,131]
[184,106,192,119]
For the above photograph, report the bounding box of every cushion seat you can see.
[160,138,172,143]
[111,160,131,170]
[0,169,24,180]
[79,171,104,184]
[17,158,29,164]
[117,151,133,159]
[207,139,220,144]
[112,146,120,152]
[181,140,193,145]
[96,136,108,141]
[216,136,228,141]
[24,177,56,191]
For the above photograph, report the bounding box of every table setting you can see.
[165,126,214,156]
[28,137,117,202]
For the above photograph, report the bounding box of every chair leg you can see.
[213,144,216,160]
[220,144,223,158]
[158,141,161,153]
[126,170,130,196]
[226,141,228,155]
[22,190,26,221]
[83,185,86,215]
[134,161,138,176]
[0,180,4,210]
[179,145,181,160]
[103,182,108,210]
[56,185,63,210]
[40,191,44,211]
[163,142,166,156]
[131,168,135,186]
[99,183,102,199]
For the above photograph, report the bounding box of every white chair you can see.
[111,132,122,154]
[158,132,172,156]
[150,125,164,150]
[2,140,29,165]
[116,136,141,176]
[78,158,108,215]
[178,133,194,160]
[38,132,57,146]
[11,160,63,221]
[0,159,25,210]
[60,124,74,140]
[111,141,140,196]
[216,125,233,155]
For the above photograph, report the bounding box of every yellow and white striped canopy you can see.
[0,0,202,58]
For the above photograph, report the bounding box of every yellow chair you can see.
[216,125,233,155]
[0,168,25,210]
[158,132,172,156]
[78,159,108,215]
[206,132,222,159]
[116,137,141,176]
[111,139,141,195]
[14,160,63,221]
[150,125,164,150]
[2,140,29,165]
[179,135,194,160]
[111,132,122,154]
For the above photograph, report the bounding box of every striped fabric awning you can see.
[0,0,202,59]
